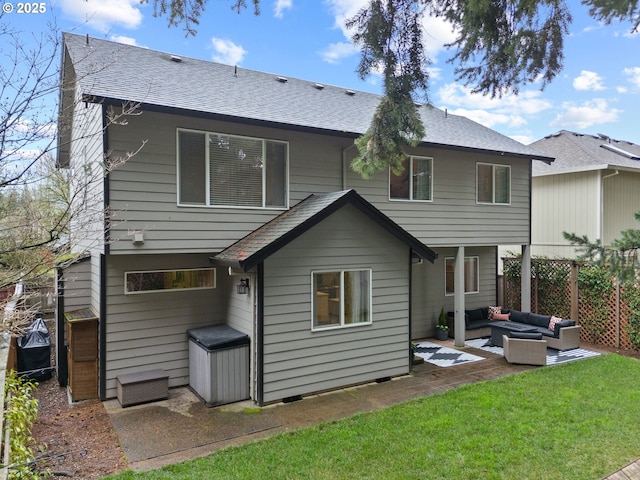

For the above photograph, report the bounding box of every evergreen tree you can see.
[564,212,640,283]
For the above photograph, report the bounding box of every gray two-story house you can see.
[56,33,552,405]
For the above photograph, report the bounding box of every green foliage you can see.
[436,307,448,330]
[564,211,640,284]
[3,371,40,479]
[104,355,640,480]
[584,0,640,31]
[577,265,614,343]
[533,261,570,317]
[621,281,640,351]
[347,0,429,178]
[437,0,572,97]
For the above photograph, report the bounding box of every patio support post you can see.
[521,244,532,313]
[454,246,465,347]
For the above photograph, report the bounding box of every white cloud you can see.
[210,37,247,65]
[445,108,521,129]
[509,134,535,145]
[56,0,143,31]
[437,83,552,116]
[274,0,293,18]
[324,1,456,63]
[109,35,139,46]
[550,99,621,130]
[573,70,605,91]
[320,41,358,64]
[623,67,640,89]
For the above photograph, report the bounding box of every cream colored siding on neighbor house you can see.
[602,171,640,246]
[531,171,599,258]
[346,149,531,247]
[103,254,225,399]
[260,204,410,403]
[411,247,497,339]
[105,110,346,254]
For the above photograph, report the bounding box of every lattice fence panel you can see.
[577,282,617,346]
[502,258,522,311]
[531,260,572,318]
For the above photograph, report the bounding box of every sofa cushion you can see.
[488,305,502,319]
[553,319,576,336]
[508,331,543,340]
[548,316,562,332]
[492,312,510,321]
[465,308,486,323]
[527,313,552,328]
[509,310,528,323]
[467,319,493,330]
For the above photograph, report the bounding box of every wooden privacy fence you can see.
[503,258,638,350]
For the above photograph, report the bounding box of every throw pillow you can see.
[492,312,510,321]
[488,305,502,319]
[548,316,562,332]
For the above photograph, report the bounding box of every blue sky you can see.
[4,0,640,146]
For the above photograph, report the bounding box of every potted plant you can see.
[435,307,449,340]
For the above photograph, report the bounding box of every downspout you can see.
[599,169,619,243]
[256,262,264,405]
[99,254,107,400]
[408,248,413,372]
[56,267,67,387]
[99,104,109,400]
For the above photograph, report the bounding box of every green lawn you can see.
[104,354,640,479]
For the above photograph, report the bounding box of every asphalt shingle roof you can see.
[63,32,552,162]
[531,130,640,176]
[212,189,437,271]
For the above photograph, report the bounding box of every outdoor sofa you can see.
[447,307,580,351]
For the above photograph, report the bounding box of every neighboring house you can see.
[56,33,552,405]
[528,130,640,259]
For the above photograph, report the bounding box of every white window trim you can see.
[444,256,479,296]
[311,269,373,331]
[124,268,216,294]
[476,162,511,205]
[389,155,434,202]
[176,128,289,210]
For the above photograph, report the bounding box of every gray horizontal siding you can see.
[261,204,410,403]
[411,246,497,339]
[347,148,531,246]
[106,109,345,254]
[105,108,532,255]
[103,253,225,399]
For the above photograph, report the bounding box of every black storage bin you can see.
[188,325,250,406]
[17,318,52,381]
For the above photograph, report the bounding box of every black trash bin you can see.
[17,317,52,381]
[188,324,250,407]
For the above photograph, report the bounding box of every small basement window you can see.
[125,268,216,294]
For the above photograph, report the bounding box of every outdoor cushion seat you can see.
[447,307,581,350]
[503,334,547,366]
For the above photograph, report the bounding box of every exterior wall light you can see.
[237,278,250,295]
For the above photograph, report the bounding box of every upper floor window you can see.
[389,156,433,201]
[477,163,510,204]
[444,257,479,296]
[178,129,288,208]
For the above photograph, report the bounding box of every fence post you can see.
[615,277,620,348]
[570,262,579,322]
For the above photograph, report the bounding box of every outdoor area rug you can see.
[414,341,485,367]
[465,338,601,366]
